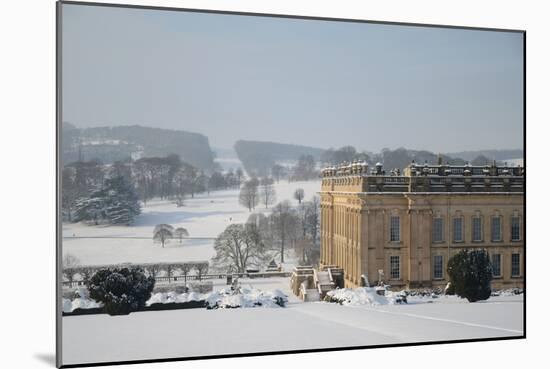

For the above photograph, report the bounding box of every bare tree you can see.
[177,263,193,285]
[259,177,277,209]
[239,178,259,211]
[146,263,162,279]
[271,201,297,263]
[153,224,174,248]
[174,227,189,243]
[305,196,321,248]
[63,253,80,268]
[293,188,305,204]
[195,263,209,281]
[295,238,315,265]
[62,254,81,285]
[235,167,244,186]
[271,164,285,183]
[80,266,94,285]
[212,223,269,273]
[61,166,78,222]
[291,155,316,181]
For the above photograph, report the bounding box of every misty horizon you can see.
[64,122,522,157]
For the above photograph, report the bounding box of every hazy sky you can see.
[62,4,523,152]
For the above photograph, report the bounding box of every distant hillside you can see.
[373,148,467,172]
[372,147,524,171]
[234,140,324,177]
[62,124,216,170]
[445,149,523,162]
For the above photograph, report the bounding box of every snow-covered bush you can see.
[88,267,155,315]
[491,288,524,297]
[325,287,395,306]
[146,291,203,306]
[62,288,103,313]
[205,287,288,309]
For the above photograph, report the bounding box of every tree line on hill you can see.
[62,154,244,225]
[236,140,514,182]
[62,123,217,170]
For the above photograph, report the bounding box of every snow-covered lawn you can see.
[61,293,523,366]
[62,180,321,266]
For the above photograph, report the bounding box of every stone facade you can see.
[320,161,525,290]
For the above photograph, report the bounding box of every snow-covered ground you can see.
[62,180,321,266]
[61,293,523,366]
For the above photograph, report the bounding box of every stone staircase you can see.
[314,269,335,298]
[291,266,344,302]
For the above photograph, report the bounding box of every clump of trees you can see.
[293,188,305,204]
[270,198,320,265]
[62,154,243,225]
[259,177,277,208]
[153,224,174,248]
[213,196,320,271]
[271,164,286,183]
[88,267,155,315]
[290,155,317,181]
[73,176,141,225]
[447,249,493,302]
[270,201,295,263]
[239,177,278,211]
[239,178,260,211]
[152,224,189,247]
[321,146,370,165]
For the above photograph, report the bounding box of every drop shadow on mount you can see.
[34,353,56,367]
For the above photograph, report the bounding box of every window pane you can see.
[390,256,400,279]
[433,218,443,242]
[390,216,400,242]
[511,216,520,241]
[433,255,443,279]
[511,253,520,276]
[453,217,463,242]
[492,254,501,277]
[491,216,501,241]
[472,217,482,242]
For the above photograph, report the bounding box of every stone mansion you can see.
[319,159,524,290]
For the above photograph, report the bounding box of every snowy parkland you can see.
[62,180,322,267]
[61,179,524,365]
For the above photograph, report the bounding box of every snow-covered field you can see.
[62,292,524,365]
[62,180,321,266]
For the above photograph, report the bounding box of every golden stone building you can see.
[319,160,524,290]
